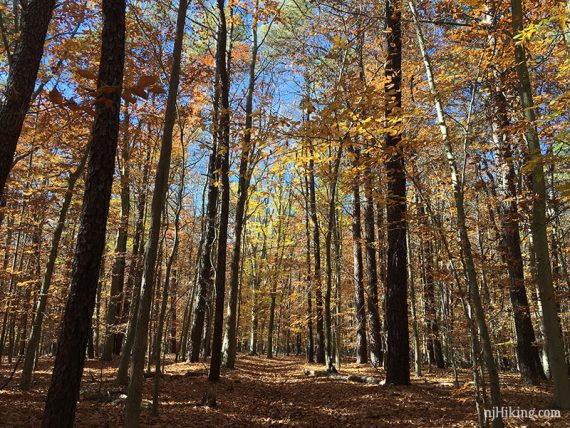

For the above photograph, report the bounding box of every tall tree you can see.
[124,0,189,424]
[222,0,259,369]
[409,1,503,424]
[488,83,544,383]
[209,0,231,382]
[324,145,342,371]
[308,147,325,364]
[510,0,570,408]
[362,167,383,367]
[41,0,126,424]
[303,173,315,363]
[384,0,410,385]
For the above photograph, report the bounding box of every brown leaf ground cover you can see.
[0,354,567,427]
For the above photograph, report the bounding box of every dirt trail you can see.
[0,354,567,427]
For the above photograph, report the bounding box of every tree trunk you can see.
[363,175,382,367]
[324,145,342,371]
[0,220,14,361]
[94,260,105,358]
[267,278,278,359]
[151,268,172,416]
[510,0,570,408]
[123,0,188,424]
[333,205,342,370]
[350,147,367,364]
[209,0,231,382]
[249,275,259,355]
[103,110,131,361]
[409,1,503,423]
[303,177,315,363]
[178,210,204,361]
[151,144,186,412]
[308,151,325,364]
[19,219,43,357]
[189,142,219,362]
[222,1,259,369]
[385,0,410,385]
[249,241,266,355]
[0,202,27,365]
[489,84,544,384]
[41,0,126,424]
[116,147,151,385]
[20,149,87,390]
[169,275,178,354]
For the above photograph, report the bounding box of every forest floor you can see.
[0,353,568,427]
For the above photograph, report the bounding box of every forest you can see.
[0,0,568,426]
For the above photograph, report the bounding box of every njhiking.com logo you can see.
[484,406,561,421]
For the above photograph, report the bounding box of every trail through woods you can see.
[0,354,566,427]
[1,0,569,425]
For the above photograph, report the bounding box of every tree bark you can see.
[407,232,421,377]
[363,173,383,367]
[354,24,382,368]
[222,1,259,369]
[510,0,570,408]
[489,84,544,384]
[169,275,178,354]
[350,147,367,364]
[324,145,342,371]
[249,240,266,355]
[189,146,218,362]
[41,0,126,424]
[124,0,188,424]
[384,0,410,385]
[308,151,325,364]
[209,0,231,382]
[303,175,314,363]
